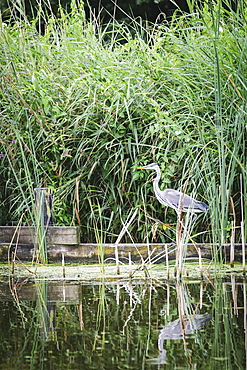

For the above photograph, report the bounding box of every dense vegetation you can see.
[0,0,246,246]
[0,0,192,24]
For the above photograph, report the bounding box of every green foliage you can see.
[0,0,246,245]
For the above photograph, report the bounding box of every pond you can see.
[0,274,246,370]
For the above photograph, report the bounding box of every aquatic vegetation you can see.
[0,0,246,252]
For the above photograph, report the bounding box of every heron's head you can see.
[138,163,159,170]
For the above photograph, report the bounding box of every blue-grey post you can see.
[34,187,54,226]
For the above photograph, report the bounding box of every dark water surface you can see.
[0,277,246,369]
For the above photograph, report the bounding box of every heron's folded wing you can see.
[163,189,195,210]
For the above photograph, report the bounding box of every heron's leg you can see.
[191,213,198,223]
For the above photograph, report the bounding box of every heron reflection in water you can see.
[147,313,211,365]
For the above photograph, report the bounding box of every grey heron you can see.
[138,163,209,214]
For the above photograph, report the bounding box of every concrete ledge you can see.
[0,226,80,245]
[0,242,245,263]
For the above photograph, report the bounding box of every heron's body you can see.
[138,163,209,214]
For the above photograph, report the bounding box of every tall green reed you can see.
[1,120,52,263]
[184,0,247,250]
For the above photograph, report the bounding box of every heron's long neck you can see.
[153,168,161,195]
